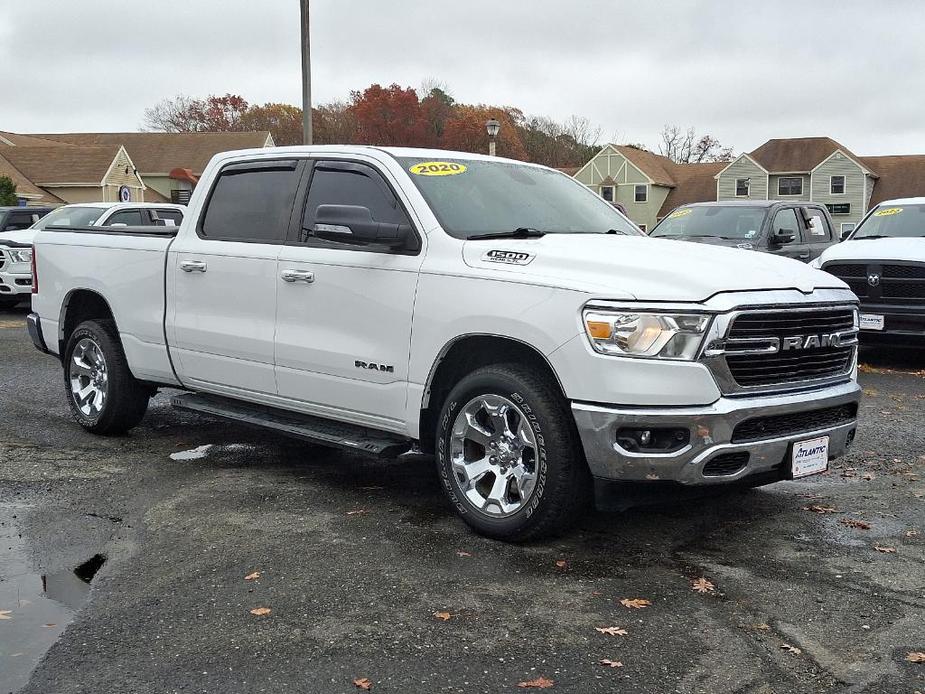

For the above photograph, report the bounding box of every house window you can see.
[778,177,803,196]
[601,186,615,202]
[841,222,856,235]
[735,178,750,197]
[638,224,647,233]
[830,175,846,195]
[634,184,648,203]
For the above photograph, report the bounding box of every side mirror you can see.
[313,204,411,248]
[770,228,795,246]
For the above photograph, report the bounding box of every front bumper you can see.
[0,266,33,297]
[858,302,925,339]
[572,380,861,485]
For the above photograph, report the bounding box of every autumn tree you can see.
[312,102,359,145]
[143,93,250,132]
[0,176,17,206]
[241,103,303,145]
[419,87,456,147]
[518,115,601,167]
[349,83,427,146]
[442,105,528,160]
[658,125,734,163]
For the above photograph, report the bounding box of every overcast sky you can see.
[1,0,923,156]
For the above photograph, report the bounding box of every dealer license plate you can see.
[792,436,829,479]
[859,313,884,331]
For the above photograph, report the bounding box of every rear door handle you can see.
[281,269,315,284]
[180,260,207,273]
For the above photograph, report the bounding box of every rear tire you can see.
[436,363,590,542]
[63,319,150,435]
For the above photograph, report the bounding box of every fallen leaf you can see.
[555,560,568,569]
[754,623,771,631]
[620,598,651,609]
[249,607,271,617]
[595,626,628,636]
[433,611,452,621]
[244,571,261,581]
[599,659,623,668]
[906,530,920,538]
[840,518,871,530]
[0,610,11,620]
[780,643,802,655]
[862,473,875,481]
[517,676,554,689]
[41,623,56,628]
[353,677,373,690]
[906,652,925,663]
[874,546,897,553]
[862,388,878,396]
[346,509,367,516]
[803,505,838,514]
[691,577,715,593]
[455,550,472,557]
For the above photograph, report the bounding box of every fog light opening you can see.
[616,427,690,453]
[845,428,856,447]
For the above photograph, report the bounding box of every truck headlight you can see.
[7,248,32,263]
[583,309,711,360]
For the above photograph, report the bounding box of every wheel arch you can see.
[58,288,118,356]
[417,333,568,455]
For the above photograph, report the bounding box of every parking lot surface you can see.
[1,304,923,694]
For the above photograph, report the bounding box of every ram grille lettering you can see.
[780,333,843,351]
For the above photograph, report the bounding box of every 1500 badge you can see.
[482,249,535,266]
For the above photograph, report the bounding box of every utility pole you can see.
[300,0,312,145]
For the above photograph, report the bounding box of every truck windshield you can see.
[650,206,768,241]
[396,157,641,239]
[33,206,105,230]
[851,204,925,239]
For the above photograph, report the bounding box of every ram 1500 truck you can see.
[28,146,862,541]
[813,197,925,341]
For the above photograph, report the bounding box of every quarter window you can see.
[104,210,144,226]
[634,184,648,203]
[200,161,300,243]
[778,177,803,196]
[154,209,184,226]
[830,175,846,195]
[735,178,749,197]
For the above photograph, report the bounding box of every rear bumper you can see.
[27,312,51,355]
[571,380,861,485]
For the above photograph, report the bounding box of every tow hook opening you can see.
[616,427,690,453]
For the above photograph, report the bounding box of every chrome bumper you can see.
[572,380,861,485]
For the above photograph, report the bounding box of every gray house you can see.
[715,138,878,235]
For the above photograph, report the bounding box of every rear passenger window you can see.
[200,161,300,243]
[105,210,144,226]
[5,212,35,230]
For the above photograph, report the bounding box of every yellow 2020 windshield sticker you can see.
[409,161,467,176]
[669,208,693,219]
[874,207,903,216]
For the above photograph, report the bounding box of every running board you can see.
[170,393,411,459]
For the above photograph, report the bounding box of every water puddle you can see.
[0,504,104,692]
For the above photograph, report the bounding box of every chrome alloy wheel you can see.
[449,394,539,518]
[69,337,109,417]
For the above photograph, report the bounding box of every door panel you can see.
[274,160,422,427]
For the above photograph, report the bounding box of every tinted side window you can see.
[105,210,144,226]
[154,209,183,226]
[301,165,410,237]
[5,212,36,230]
[201,163,300,243]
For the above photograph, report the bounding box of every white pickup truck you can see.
[28,146,862,540]
[0,202,185,308]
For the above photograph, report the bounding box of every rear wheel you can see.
[436,363,590,541]
[63,319,150,435]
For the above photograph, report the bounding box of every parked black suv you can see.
[0,206,53,233]
[649,201,839,262]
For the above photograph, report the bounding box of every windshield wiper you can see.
[852,235,891,240]
[468,227,547,241]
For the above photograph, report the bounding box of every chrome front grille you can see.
[703,304,858,394]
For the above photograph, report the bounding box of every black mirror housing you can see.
[313,204,411,248]
[770,229,796,246]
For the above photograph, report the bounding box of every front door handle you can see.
[180,260,207,273]
[281,269,315,284]
[798,252,810,260]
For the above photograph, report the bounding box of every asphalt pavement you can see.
[0,303,923,694]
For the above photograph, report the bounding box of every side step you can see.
[170,393,411,459]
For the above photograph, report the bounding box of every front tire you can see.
[436,363,590,541]
[63,319,150,435]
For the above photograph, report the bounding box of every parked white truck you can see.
[28,146,862,540]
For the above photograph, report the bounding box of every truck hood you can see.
[818,237,925,264]
[0,229,36,247]
[462,234,846,302]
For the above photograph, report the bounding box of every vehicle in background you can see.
[649,201,838,262]
[0,202,185,308]
[0,207,53,233]
[813,197,925,342]
[28,146,860,541]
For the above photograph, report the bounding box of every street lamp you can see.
[486,118,501,156]
[299,0,312,145]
